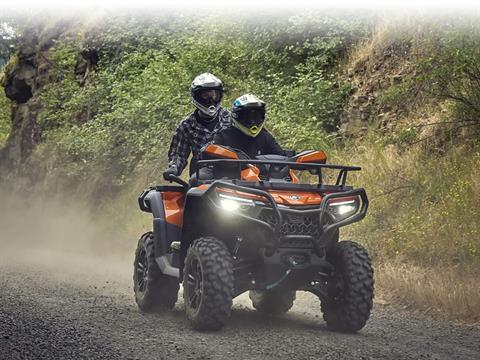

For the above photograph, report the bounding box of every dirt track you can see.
[0,249,479,360]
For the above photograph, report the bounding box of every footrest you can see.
[170,241,181,253]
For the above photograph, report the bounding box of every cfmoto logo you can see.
[290,195,300,200]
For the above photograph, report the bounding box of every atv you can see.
[133,145,374,332]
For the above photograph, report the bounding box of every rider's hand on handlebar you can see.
[163,164,179,181]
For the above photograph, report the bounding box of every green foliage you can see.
[0,21,18,70]
[33,14,356,195]
[0,87,11,147]
[377,79,412,108]
[0,31,17,148]
[414,20,480,125]
[38,41,83,130]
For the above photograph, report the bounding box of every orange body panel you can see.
[297,150,327,163]
[163,191,185,227]
[289,170,300,183]
[203,144,239,159]
[270,190,322,205]
[217,187,322,206]
[193,156,324,207]
[241,165,261,181]
[240,165,299,183]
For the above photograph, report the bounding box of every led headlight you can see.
[218,193,255,212]
[328,199,359,221]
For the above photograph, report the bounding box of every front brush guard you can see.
[204,180,368,255]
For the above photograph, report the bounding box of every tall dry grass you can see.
[333,132,480,267]
[329,131,480,322]
[376,262,480,323]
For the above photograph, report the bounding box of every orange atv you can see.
[133,145,373,332]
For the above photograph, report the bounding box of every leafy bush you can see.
[0,20,18,70]
[416,20,480,127]
[32,14,356,195]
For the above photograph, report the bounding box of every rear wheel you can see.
[183,237,234,331]
[249,289,296,314]
[133,232,179,312]
[321,241,374,333]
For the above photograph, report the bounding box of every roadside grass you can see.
[334,131,480,267]
[331,130,480,322]
[375,261,480,324]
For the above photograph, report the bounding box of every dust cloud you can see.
[0,188,321,310]
[0,188,133,284]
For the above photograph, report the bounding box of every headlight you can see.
[328,199,359,221]
[218,193,255,212]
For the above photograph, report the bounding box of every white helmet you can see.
[191,73,224,119]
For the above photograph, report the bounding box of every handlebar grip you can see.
[166,174,189,189]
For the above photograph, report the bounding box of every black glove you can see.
[163,164,179,181]
[283,149,296,157]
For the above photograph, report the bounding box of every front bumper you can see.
[204,180,369,256]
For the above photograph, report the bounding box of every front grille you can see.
[258,208,321,248]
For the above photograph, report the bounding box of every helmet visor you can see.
[236,108,265,128]
[196,89,222,107]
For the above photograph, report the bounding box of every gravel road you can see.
[0,248,479,360]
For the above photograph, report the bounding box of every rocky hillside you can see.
[340,18,480,151]
[2,18,104,173]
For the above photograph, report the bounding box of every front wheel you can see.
[133,232,179,312]
[321,241,374,333]
[183,237,234,331]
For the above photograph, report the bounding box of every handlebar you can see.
[165,174,189,189]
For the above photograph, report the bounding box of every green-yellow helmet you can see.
[231,94,266,137]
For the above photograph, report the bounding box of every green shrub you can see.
[413,20,480,132]
[31,14,356,195]
[0,88,10,147]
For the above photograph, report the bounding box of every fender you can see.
[179,185,211,274]
[144,190,182,278]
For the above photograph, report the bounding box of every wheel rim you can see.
[136,247,148,293]
[186,256,203,312]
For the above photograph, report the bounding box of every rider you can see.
[212,93,284,157]
[163,73,231,180]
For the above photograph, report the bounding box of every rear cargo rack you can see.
[196,159,361,186]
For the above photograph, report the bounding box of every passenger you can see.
[212,93,284,157]
[194,94,284,182]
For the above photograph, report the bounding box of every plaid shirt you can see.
[167,108,231,174]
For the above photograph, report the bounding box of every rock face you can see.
[1,28,47,171]
[0,20,83,173]
[339,39,418,136]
